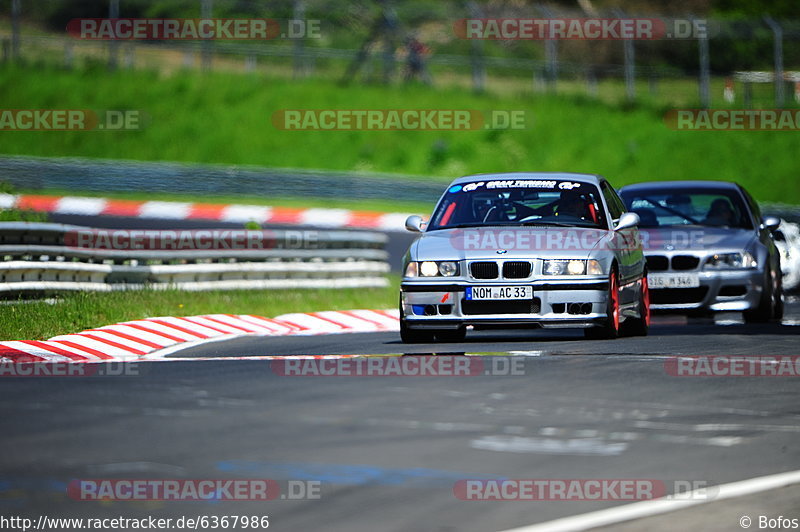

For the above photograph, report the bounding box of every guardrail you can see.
[0,222,389,295]
[0,155,445,203]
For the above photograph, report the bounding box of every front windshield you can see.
[428,178,607,230]
[620,188,753,229]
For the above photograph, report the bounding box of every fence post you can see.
[293,0,306,79]
[201,0,213,72]
[764,16,784,109]
[696,17,710,109]
[537,5,558,92]
[108,0,119,70]
[64,40,74,69]
[11,0,20,61]
[614,9,635,102]
[467,2,485,93]
[382,2,398,84]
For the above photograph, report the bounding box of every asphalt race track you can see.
[2,300,799,531]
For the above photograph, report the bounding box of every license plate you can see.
[465,286,533,300]
[649,273,700,289]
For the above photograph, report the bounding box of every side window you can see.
[601,182,625,221]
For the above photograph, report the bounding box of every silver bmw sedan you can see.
[619,180,783,322]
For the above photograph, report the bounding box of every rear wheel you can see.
[622,275,650,337]
[584,269,621,340]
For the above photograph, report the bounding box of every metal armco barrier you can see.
[0,155,444,203]
[0,222,389,295]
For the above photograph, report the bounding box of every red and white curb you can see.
[0,193,415,232]
[0,309,400,363]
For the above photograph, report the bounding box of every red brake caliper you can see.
[642,277,651,326]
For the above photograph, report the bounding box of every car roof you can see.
[450,172,603,186]
[619,180,742,193]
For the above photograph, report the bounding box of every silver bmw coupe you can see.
[400,172,649,342]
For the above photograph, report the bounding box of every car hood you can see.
[412,226,612,261]
[639,226,755,252]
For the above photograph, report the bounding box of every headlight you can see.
[543,259,602,275]
[406,261,460,277]
[420,261,439,277]
[704,252,757,269]
[438,261,458,277]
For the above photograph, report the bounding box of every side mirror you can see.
[405,215,426,233]
[614,212,640,232]
[761,216,781,232]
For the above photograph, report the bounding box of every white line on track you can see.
[497,469,800,532]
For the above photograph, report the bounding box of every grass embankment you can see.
[1,64,799,204]
[0,276,400,341]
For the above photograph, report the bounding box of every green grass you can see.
[0,275,400,341]
[1,64,799,204]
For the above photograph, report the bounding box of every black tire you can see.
[773,266,784,321]
[744,268,779,323]
[400,319,435,343]
[622,274,650,337]
[399,305,435,343]
[584,269,621,340]
[434,327,467,342]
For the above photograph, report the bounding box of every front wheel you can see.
[584,269,621,340]
[400,319,435,343]
[744,267,781,323]
[622,275,650,337]
[434,327,467,342]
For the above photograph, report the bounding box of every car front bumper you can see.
[401,278,610,330]
[649,269,763,312]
